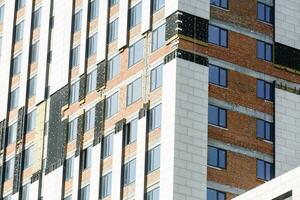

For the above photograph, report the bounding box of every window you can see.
[256,119,273,141]
[23,146,33,169]
[105,92,119,118]
[152,0,165,13]
[7,122,17,146]
[208,146,226,169]
[102,133,113,159]
[80,185,90,200]
[30,41,39,64]
[26,110,36,132]
[129,39,144,67]
[70,45,80,68]
[10,88,19,110]
[210,0,228,9]
[256,79,274,101]
[209,25,228,47]
[12,54,22,75]
[147,145,160,173]
[16,0,26,11]
[107,54,120,80]
[3,194,12,200]
[14,21,24,42]
[68,118,78,142]
[73,10,82,33]
[208,105,227,128]
[84,107,95,131]
[256,159,274,181]
[32,8,41,30]
[64,195,72,200]
[207,188,226,200]
[28,75,37,98]
[125,118,138,145]
[149,104,162,131]
[100,172,112,198]
[152,24,165,52]
[86,69,97,93]
[257,40,272,62]
[87,33,97,57]
[64,156,74,180]
[21,183,29,200]
[123,159,136,185]
[109,0,119,7]
[70,81,79,104]
[88,0,99,21]
[127,77,142,106]
[0,5,5,24]
[146,187,159,200]
[257,2,273,24]
[81,146,92,170]
[151,64,163,91]
[108,18,118,43]
[209,64,227,87]
[129,2,142,29]
[5,158,14,180]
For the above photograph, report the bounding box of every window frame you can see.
[210,0,228,9]
[256,118,273,142]
[147,145,160,174]
[73,10,82,33]
[100,172,112,198]
[207,188,226,200]
[256,79,274,101]
[129,2,142,29]
[107,54,120,80]
[208,104,227,128]
[123,158,136,186]
[32,8,42,30]
[105,92,119,119]
[151,23,165,52]
[108,18,119,43]
[208,24,228,48]
[257,2,273,24]
[152,0,165,13]
[101,133,113,159]
[256,159,274,181]
[149,104,162,132]
[208,146,227,169]
[256,40,273,62]
[124,118,138,145]
[127,77,142,106]
[209,64,228,88]
[150,64,163,91]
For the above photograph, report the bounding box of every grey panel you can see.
[94,100,105,146]
[0,119,7,150]
[76,114,84,156]
[79,74,86,102]
[96,60,107,90]
[16,107,25,142]
[164,49,208,66]
[13,153,22,194]
[115,119,126,134]
[138,103,149,119]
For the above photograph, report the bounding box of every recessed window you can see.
[28,75,37,98]
[0,5,4,24]
[21,183,30,200]
[70,81,80,104]
[107,54,120,80]
[108,18,119,43]
[149,104,162,132]
[152,0,165,13]
[80,184,90,200]
[64,195,72,200]
[150,64,163,91]
[64,156,74,180]
[208,146,226,169]
[127,77,142,106]
[4,158,14,180]
[256,119,273,141]
[12,54,22,75]
[73,10,82,33]
[16,0,26,11]
[210,0,228,9]
[129,39,144,67]
[9,88,19,110]
[208,25,228,48]
[30,41,39,64]
[23,146,33,169]
[105,92,119,118]
[6,122,17,146]
[84,107,95,131]
[125,118,138,145]
[87,33,97,58]
[26,110,36,133]
[123,159,136,186]
[146,187,159,200]
[209,64,227,87]
[208,105,227,128]
[101,133,113,159]
[70,45,80,68]
[32,8,42,30]
[109,0,119,7]
[152,24,165,52]
[86,69,97,94]
[257,2,273,24]
[68,118,78,142]
[3,194,12,200]
[100,172,112,198]
[257,40,272,62]
[207,188,226,200]
[81,146,92,170]
[256,79,274,101]
[14,21,24,42]
[129,2,142,29]
[88,0,99,21]
[147,145,160,173]
[256,159,274,181]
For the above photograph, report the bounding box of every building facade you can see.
[0,0,299,200]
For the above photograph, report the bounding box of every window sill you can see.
[208,123,228,131]
[256,19,273,26]
[257,137,273,144]
[208,165,226,171]
[210,4,229,11]
[209,83,228,89]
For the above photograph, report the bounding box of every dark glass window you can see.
[210,0,228,9]
[257,40,273,61]
[257,159,274,181]
[208,105,227,128]
[209,25,228,47]
[81,146,92,170]
[208,146,226,169]
[207,188,226,200]
[256,119,273,141]
[257,2,273,24]
[124,118,138,145]
[209,64,227,87]
[256,79,274,101]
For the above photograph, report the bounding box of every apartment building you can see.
[0,0,299,199]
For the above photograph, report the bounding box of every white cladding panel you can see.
[49,0,73,95]
[79,0,89,75]
[90,143,102,200]
[0,0,16,121]
[29,181,39,200]
[72,156,80,200]
[43,167,63,200]
[97,0,109,62]
[141,0,151,33]
[118,0,129,49]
